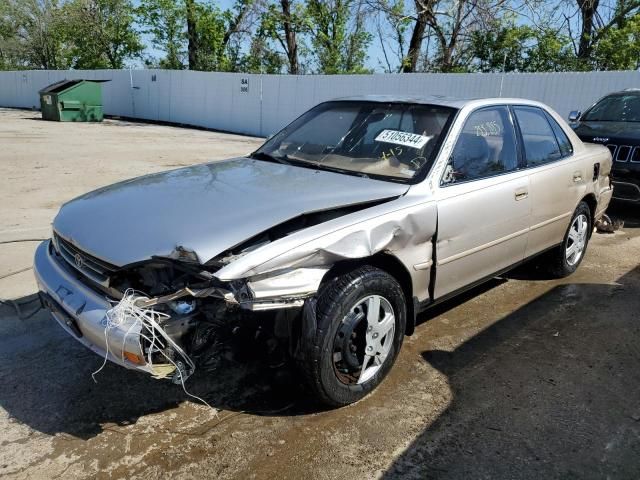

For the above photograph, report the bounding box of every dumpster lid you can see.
[39,79,110,94]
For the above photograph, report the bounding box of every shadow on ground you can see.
[0,295,315,440]
[384,266,640,479]
[607,199,640,228]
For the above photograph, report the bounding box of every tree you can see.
[189,1,229,70]
[186,0,198,69]
[593,12,640,69]
[260,0,306,74]
[526,28,578,72]
[138,0,258,72]
[372,0,511,73]
[306,0,372,73]
[62,0,142,69]
[138,0,186,69]
[239,34,285,72]
[0,2,20,69]
[470,23,533,72]
[372,0,411,72]
[469,17,577,73]
[0,0,69,69]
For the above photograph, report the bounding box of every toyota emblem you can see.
[74,253,84,269]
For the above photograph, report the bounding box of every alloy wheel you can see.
[566,213,588,266]
[332,295,396,385]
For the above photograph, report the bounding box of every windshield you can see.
[254,101,456,182]
[583,94,640,122]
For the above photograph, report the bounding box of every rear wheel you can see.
[297,266,406,407]
[544,201,592,278]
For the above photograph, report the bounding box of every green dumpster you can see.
[39,79,108,122]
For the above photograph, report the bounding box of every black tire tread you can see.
[296,265,404,406]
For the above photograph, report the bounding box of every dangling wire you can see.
[92,289,216,412]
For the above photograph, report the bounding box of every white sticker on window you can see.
[375,130,431,149]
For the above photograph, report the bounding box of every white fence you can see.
[1,69,639,137]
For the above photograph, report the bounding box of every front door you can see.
[435,105,530,299]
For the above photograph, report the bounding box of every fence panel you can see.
[1,69,639,137]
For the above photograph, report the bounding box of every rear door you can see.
[435,105,530,299]
[512,106,584,257]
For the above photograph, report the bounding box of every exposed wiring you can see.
[0,266,32,281]
[92,289,216,412]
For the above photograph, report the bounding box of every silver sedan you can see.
[34,96,613,406]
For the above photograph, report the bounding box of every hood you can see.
[53,158,408,267]
[574,121,640,143]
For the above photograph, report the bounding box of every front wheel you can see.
[544,201,592,278]
[297,266,406,407]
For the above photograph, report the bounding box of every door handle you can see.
[573,171,583,182]
[514,188,528,201]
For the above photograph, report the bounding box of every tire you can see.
[544,201,592,278]
[297,265,407,407]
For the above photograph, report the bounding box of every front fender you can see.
[216,196,438,304]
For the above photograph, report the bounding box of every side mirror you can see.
[568,110,582,122]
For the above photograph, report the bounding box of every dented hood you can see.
[53,158,408,267]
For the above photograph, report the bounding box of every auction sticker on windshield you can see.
[375,130,431,149]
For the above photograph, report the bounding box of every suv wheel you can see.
[297,265,406,407]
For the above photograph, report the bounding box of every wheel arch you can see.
[320,252,417,336]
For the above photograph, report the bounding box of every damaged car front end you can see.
[35,192,437,382]
[35,97,460,404]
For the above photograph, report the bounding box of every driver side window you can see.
[444,106,518,184]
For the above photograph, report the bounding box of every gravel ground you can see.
[0,108,639,479]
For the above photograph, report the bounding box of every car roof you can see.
[331,95,549,110]
[609,88,640,95]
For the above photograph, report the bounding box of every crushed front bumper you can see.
[33,240,153,374]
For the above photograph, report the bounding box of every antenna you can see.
[499,52,507,98]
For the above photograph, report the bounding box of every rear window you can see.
[514,106,562,167]
[544,112,573,157]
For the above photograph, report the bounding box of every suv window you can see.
[582,93,640,122]
[514,106,562,167]
[445,106,518,183]
[544,111,573,157]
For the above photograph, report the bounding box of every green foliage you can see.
[189,1,229,71]
[593,13,640,70]
[470,21,579,73]
[526,28,580,72]
[0,0,71,69]
[238,36,284,73]
[62,0,142,69]
[259,0,307,73]
[305,0,372,74]
[2,0,640,73]
[471,24,533,72]
[138,0,186,69]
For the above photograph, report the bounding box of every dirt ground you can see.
[1,108,639,480]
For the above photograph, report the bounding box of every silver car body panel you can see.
[217,193,438,303]
[52,158,409,267]
[34,241,152,374]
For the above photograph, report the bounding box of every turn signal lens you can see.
[123,351,144,365]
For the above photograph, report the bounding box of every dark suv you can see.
[570,89,640,203]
